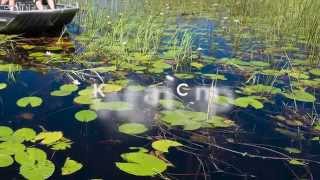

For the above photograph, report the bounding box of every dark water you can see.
[0,2,320,180]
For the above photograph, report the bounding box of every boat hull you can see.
[0,6,78,34]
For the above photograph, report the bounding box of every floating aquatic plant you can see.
[160,110,235,130]
[51,84,79,97]
[241,84,281,95]
[75,110,97,122]
[159,99,185,110]
[118,123,148,135]
[233,96,264,109]
[282,90,316,103]
[151,139,183,153]
[16,96,43,108]
[310,69,320,76]
[0,83,7,90]
[116,150,168,176]
[61,157,83,176]
[0,126,80,179]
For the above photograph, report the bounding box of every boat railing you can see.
[0,2,78,12]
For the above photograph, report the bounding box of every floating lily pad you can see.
[160,110,214,130]
[62,157,83,175]
[13,128,36,142]
[116,151,168,176]
[60,84,79,92]
[310,69,320,76]
[101,84,123,93]
[288,159,306,166]
[15,147,47,166]
[20,159,55,180]
[78,87,94,96]
[191,62,204,69]
[118,123,148,135]
[152,140,183,153]
[0,83,7,90]
[285,147,301,154]
[0,154,14,167]
[241,84,281,95]
[202,73,227,80]
[174,73,195,79]
[159,99,185,110]
[73,96,95,105]
[0,126,13,137]
[50,90,72,97]
[75,110,97,122]
[34,132,63,145]
[0,142,25,155]
[0,64,22,72]
[282,90,316,103]
[207,116,235,128]
[17,96,43,108]
[233,96,264,109]
[50,138,72,151]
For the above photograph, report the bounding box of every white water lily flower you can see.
[197,47,203,51]
[46,51,52,56]
[72,80,81,85]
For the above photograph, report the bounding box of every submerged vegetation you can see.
[0,0,320,179]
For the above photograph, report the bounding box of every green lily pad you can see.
[241,84,281,95]
[15,147,47,166]
[159,99,185,110]
[50,90,72,97]
[160,110,209,130]
[284,147,301,154]
[0,83,7,90]
[202,74,227,80]
[191,62,204,69]
[116,151,168,176]
[288,159,306,166]
[0,126,13,137]
[20,159,55,180]
[34,132,63,145]
[0,142,25,155]
[78,87,94,96]
[62,157,83,175]
[152,140,183,153]
[13,128,36,142]
[101,84,123,93]
[60,84,79,92]
[17,96,43,108]
[0,64,22,72]
[50,138,72,151]
[73,96,95,105]
[310,69,320,76]
[174,73,195,79]
[233,96,264,109]
[75,110,97,122]
[207,116,235,128]
[282,90,316,103]
[118,123,148,135]
[0,154,14,167]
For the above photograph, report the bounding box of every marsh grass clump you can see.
[217,0,320,65]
